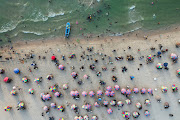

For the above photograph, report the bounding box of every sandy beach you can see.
[0,28,180,120]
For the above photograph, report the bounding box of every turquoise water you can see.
[0,0,180,44]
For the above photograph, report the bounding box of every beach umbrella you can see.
[117,101,124,107]
[133,88,139,93]
[71,104,77,110]
[86,104,91,110]
[122,111,130,118]
[63,84,68,90]
[121,88,126,94]
[83,74,89,79]
[74,90,79,96]
[83,115,89,120]
[126,89,131,95]
[132,111,140,118]
[89,91,95,97]
[170,53,178,60]
[59,65,65,70]
[172,84,178,91]
[136,102,142,109]
[58,106,65,112]
[59,118,64,120]
[54,92,61,97]
[156,63,163,69]
[10,90,16,95]
[161,86,168,92]
[97,90,103,96]
[107,108,113,114]
[0,68,4,74]
[105,91,110,97]
[69,53,75,58]
[110,100,116,106]
[106,86,112,92]
[14,68,20,74]
[74,116,79,120]
[79,116,83,120]
[92,116,98,120]
[147,54,154,61]
[110,91,115,97]
[50,86,56,92]
[144,110,150,116]
[46,94,51,100]
[148,88,153,94]
[144,99,151,106]
[3,77,10,83]
[51,56,56,60]
[94,102,100,107]
[141,88,146,94]
[125,99,131,105]
[177,69,180,75]
[103,100,108,106]
[71,72,77,77]
[43,106,49,111]
[22,77,28,83]
[82,91,87,97]
[114,85,120,91]
[42,95,47,101]
[40,93,44,98]
[4,106,11,111]
[70,91,75,96]
[28,88,34,94]
[51,103,56,108]
[34,77,40,84]
[46,74,53,80]
[18,102,24,108]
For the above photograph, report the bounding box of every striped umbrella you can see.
[43,106,48,111]
[110,91,115,97]
[147,54,154,61]
[132,111,140,118]
[92,116,98,120]
[79,116,83,120]
[50,86,56,92]
[97,90,103,96]
[144,99,151,106]
[156,63,163,69]
[121,88,126,94]
[4,106,11,111]
[42,95,47,101]
[84,104,91,110]
[177,69,180,75]
[122,111,130,118]
[18,102,24,108]
[74,116,79,120]
[51,103,56,108]
[59,118,64,120]
[114,85,120,90]
[126,89,131,95]
[161,86,168,92]
[82,91,87,97]
[63,84,68,90]
[133,88,139,93]
[22,77,28,83]
[136,102,142,109]
[144,110,150,116]
[69,53,75,58]
[34,77,40,84]
[89,91,95,97]
[74,91,79,96]
[107,108,113,114]
[46,74,53,80]
[147,88,153,94]
[54,92,60,97]
[110,100,116,106]
[103,100,108,105]
[46,94,51,100]
[117,101,124,107]
[40,93,44,98]
[105,91,110,97]
[58,106,65,112]
[83,74,89,79]
[94,102,100,107]
[71,72,77,77]
[141,88,146,94]
[170,53,178,60]
[70,91,75,96]
[10,90,16,95]
[172,84,178,91]
[28,88,34,94]
[106,86,112,92]
[71,104,77,110]
[125,99,131,105]
[83,115,89,120]
[59,65,65,70]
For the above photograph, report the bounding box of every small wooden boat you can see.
[65,22,70,38]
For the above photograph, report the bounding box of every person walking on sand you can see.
[130,76,134,80]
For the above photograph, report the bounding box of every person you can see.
[130,76,134,80]
[157,51,162,58]
[164,62,168,70]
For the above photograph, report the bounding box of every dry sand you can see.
[0,29,180,120]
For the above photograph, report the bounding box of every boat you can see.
[65,22,70,38]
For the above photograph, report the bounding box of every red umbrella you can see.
[51,56,56,60]
[3,77,9,83]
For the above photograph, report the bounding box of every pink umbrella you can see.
[147,88,153,94]
[82,91,88,97]
[46,94,51,100]
[133,88,139,94]
[89,91,95,97]
[54,92,60,97]
[106,86,112,92]
[126,89,131,95]
[141,88,146,94]
[71,72,77,77]
[83,74,89,79]
[97,90,103,96]
[74,91,79,96]
[86,104,91,110]
[43,106,49,111]
[51,103,56,108]
[121,88,126,94]
[42,95,47,101]
[110,91,115,97]
[114,85,120,90]
[58,65,65,70]
[70,91,75,96]
[103,100,108,105]
[105,91,110,97]
[94,102,100,107]
[107,108,113,114]
[40,93,44,98]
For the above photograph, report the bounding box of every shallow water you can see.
[0,0,180,44]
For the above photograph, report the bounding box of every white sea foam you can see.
[0,21,19,33]
[129,5,135,10]
[48,11,64,18]
[22,31,44,35]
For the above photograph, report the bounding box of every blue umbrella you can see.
[164,62,168,67]
[14,68,20,74]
